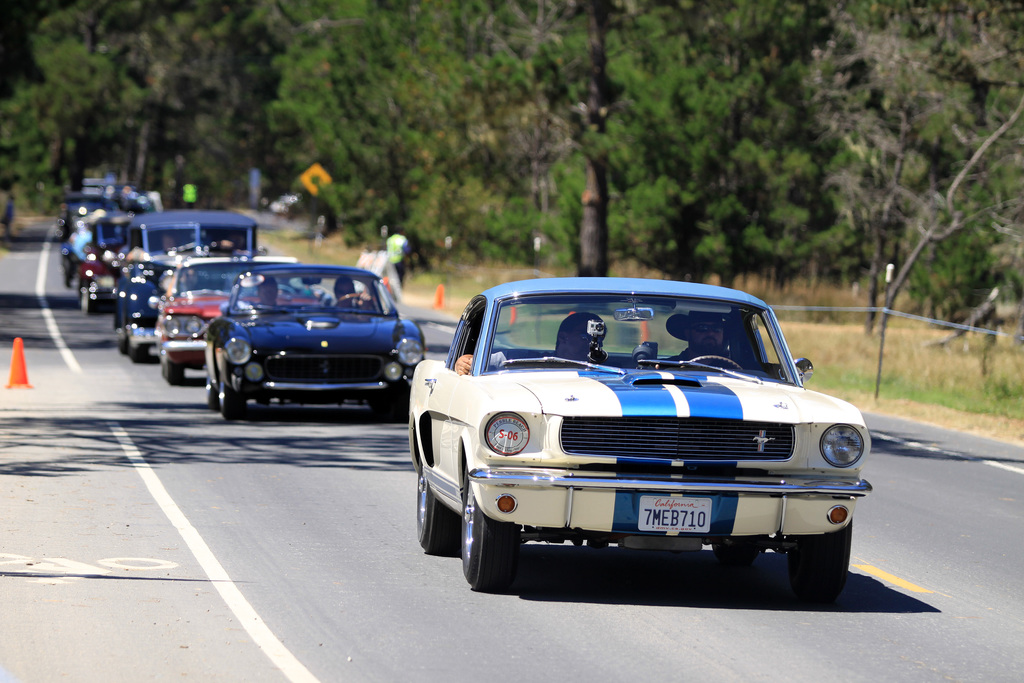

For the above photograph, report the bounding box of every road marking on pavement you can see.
[36,241,82,374]
[872,432,1024,477]
[852,564,934,593]
[983,459,1024,475]
[108,422,320,683]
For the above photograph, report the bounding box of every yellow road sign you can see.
[300,163,332,196]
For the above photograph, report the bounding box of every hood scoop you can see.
[628,376,703,388]
[303,316,341,330]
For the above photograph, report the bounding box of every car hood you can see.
[243,313,405,353]
[495,369,863,426]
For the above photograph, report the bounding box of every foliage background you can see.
[4,0,1024,331]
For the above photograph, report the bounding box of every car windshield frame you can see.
[226,269,395,317]
[474,292,799,384]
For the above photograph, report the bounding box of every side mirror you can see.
[794,358,813,383]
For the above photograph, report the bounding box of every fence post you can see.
[874,263,894,399]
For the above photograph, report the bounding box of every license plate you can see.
[638,496,712,533]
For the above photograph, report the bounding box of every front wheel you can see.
[128,342,148,363]
[219,377,246,420]
[161,356,185,386]
[417,471,460,556]
[205,376,220,411]
[788,523,853,603]
[462,475,520,592]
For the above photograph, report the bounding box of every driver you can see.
[667,311,729,362]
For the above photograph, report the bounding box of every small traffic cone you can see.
[6,337,33,389]
[382,276,392,294]
[433,284,445,310]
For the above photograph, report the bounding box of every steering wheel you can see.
[689,355,742,370]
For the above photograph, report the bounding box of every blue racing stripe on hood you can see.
[678,383,744,420]
[579,370,745,420]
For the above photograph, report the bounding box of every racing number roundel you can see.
[485,414,529,455]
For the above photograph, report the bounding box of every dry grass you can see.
[261,229,1024,446]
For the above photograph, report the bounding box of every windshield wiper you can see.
[636,358,763,384]
[502,356,626,375]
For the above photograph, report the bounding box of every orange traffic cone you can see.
[6,337,33,389]
[382,276,392,294]
[433,284,445,310]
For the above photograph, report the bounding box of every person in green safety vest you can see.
[386,226,410,284]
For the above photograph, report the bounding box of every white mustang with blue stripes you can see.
[410,277,871,602]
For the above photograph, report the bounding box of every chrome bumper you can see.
[162,339,207,352]
[261,381,390,391]
[469,467,872,498]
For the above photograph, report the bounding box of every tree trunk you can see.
[578,0,609,278]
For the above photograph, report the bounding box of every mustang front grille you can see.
[560,416,794,461]
[264,354,382,382]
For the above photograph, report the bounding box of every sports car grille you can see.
[560,416,794,461]
[264,354,382,382]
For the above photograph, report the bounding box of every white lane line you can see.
[983,459,1024,475]
[872,432,1024,477]
[107,422,320,683]
[36,240,82,373]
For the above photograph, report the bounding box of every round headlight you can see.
[184,316,204,335]
[165,315,182,336]
[383,361,404,381]
[224,337,252,364]
[396,337,423,366]
[820,425,865,467]
[485,413,530,455]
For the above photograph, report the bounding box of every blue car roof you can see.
[242,263,380,279]
[481,277,768,308]
[130,210,258,228]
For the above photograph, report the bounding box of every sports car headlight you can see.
[396,337,423,366]
[820,425,865,467]
[485,413,530,455]
[224,338,252,365]
[165,315,205,337]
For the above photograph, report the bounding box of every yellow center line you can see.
[852,564,934,593]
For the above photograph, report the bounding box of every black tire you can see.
[116,330,129,355]
[80,287,97,314]
[205,376,220,411]
[162,356,185,386]
[128,343,148,363]
[461,474,520,592]
[371,386,411,422]
[788,523,853,603]
[712,542,761,567]
[219,377,246,420]
[417,471,460,556]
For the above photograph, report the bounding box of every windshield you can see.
[95,222,127,247]
[229,270,393,316]
[143,225,252,255]
[479,293,795,383]
[173,262,266,296]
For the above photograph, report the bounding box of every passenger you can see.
[257,276,278,306]
[455,311,603,375]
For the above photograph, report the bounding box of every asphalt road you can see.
[2,222,1023,682]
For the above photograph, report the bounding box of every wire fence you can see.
[770,305,1022,343]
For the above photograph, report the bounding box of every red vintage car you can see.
[156,255,295,385]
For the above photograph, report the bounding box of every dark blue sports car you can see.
[205,264,425,420]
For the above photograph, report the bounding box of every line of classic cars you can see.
[59,208,427,422]
[56,208,872,603]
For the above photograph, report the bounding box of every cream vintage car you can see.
[409,277,871,602]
